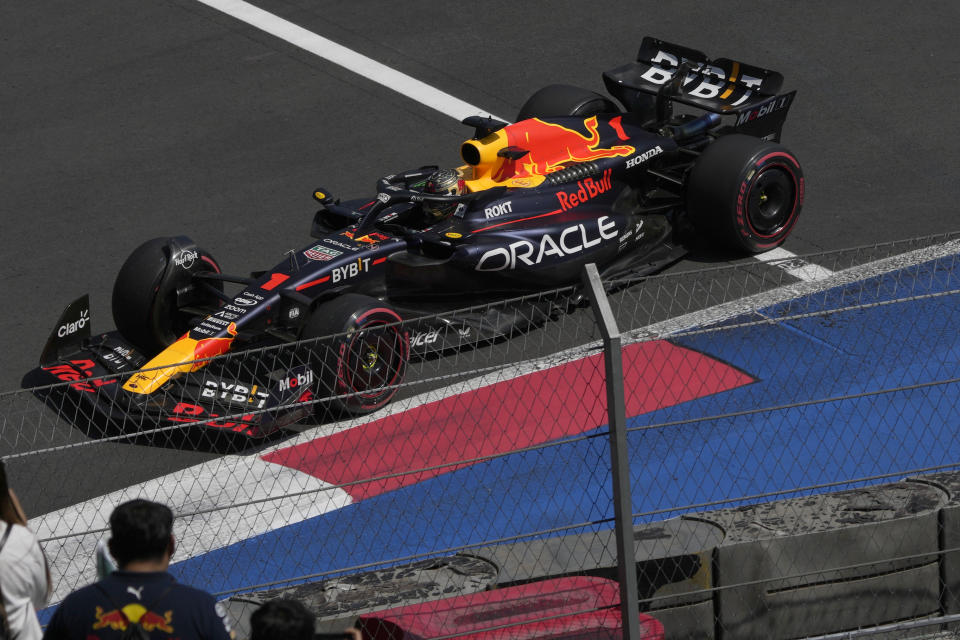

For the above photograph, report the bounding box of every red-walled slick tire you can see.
[301,294,409,416]
[686,134,804,254]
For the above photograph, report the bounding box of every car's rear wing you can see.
[603,37,796,141]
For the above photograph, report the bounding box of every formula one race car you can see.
[38,37,803,438]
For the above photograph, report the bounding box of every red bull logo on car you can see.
[191,322,239,362]
[498,116,635,179]
[123,323,239,395]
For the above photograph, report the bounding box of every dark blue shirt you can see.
[42,571,235,640]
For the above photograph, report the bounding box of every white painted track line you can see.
[196,0,821,279]
[754,246,835,282]
[195,0,503,123]
[35,458,351,603]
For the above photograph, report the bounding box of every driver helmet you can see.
[423,168,466,221]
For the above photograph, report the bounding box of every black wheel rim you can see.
[748,167,796,236]
[344,324,403,397]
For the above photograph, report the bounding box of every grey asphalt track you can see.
[2,1,959,513]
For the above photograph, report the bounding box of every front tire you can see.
[686,134,804,254]
[111,237,222,356]
[301,294,409,415]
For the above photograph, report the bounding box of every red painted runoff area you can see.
[169,256,959,602]
[263,340,754,500]
[357,576,664,639]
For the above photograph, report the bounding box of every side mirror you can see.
[313,187,335,205]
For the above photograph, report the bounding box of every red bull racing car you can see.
[38,37,804,438]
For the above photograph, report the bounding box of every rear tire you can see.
[301,294,409,415]
[517,84,620,121]
[111,237,223,356]
[686,134,804,254]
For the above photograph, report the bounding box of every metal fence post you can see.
[581,263,641,640]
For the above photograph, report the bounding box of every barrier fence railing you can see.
[1,232,959,639]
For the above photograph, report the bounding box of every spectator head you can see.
[107,499,174,568]
[250,598,315,640]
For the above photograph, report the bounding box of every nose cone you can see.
[122,323,237,395]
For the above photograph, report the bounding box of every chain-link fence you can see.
[2,234,959,639]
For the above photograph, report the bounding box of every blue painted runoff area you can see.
[171,254,960,598]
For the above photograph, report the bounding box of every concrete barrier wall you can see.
[909,472,960,621]
[703,482,944,639]
[226,470,960,639]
